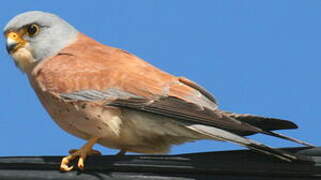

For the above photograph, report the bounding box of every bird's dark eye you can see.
[27,24,40,36]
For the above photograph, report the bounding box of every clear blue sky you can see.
[0,0,320,156]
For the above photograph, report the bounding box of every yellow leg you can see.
[60,137,101,171]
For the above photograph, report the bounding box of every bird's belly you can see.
[35,91,123,141]
[97,109,206,153]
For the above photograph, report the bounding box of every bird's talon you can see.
[60,145,101,171]
[60,164,74,172]
[78,157,85,170]
[60,157,74,171]
[60,150,86,171]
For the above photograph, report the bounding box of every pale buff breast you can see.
[27,73,124,141]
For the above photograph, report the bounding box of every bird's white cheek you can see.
[11,44,37,73]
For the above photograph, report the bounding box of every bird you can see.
[4,11,314,171]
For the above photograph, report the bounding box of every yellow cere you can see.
[6,31,27,52]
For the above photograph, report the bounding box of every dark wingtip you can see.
[269,118,298,130]
[223,111,298,131]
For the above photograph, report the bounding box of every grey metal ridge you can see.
[0,147,320,180]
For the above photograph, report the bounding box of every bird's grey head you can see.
[3,11,78,71]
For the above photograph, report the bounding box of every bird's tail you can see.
[222,111,315,147]
[262,131,315,147]
[187,124,298,162]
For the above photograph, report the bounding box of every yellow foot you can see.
[60,137,100,171]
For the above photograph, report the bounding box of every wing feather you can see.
[108,95,262,133]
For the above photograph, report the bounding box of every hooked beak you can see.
[5,31,26,54]
[6,37,18,53]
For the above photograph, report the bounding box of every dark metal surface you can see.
[0,147,320,180]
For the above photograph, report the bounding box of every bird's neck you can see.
[11,46,38,73]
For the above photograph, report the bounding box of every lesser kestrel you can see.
[4,11,314,171]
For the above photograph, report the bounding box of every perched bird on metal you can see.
[4,11,314,171]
